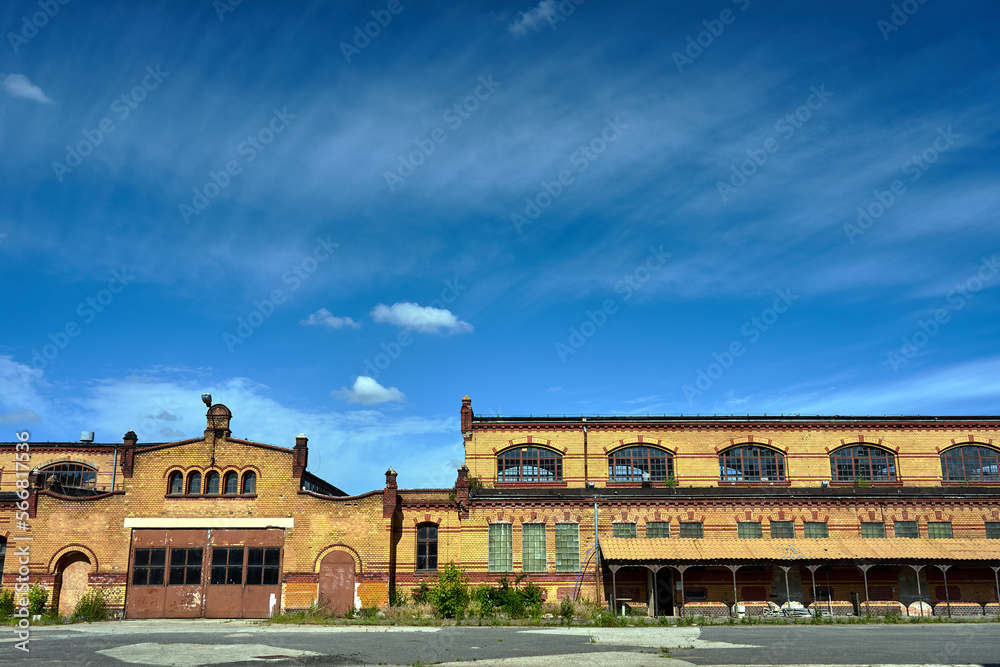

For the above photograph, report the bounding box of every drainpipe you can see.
[112,447,117,491]
[582,417,588,485]
[594,499,601,606]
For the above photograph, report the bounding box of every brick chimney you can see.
[455,465,470,519]
[461,395,473,441]
[120,430,138,478]
[292,433,308,478]
[383,467,398,518]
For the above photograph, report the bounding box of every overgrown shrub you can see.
[411,582,432,605]
[28,584,47,616]
[0,590,15,619]
[430,562,469,618]
[72,588,109,621]
[389,586,407,607]
[560,596,575,623]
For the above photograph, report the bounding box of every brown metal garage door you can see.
[126,528,283,619]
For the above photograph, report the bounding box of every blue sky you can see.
[2,0,999,494]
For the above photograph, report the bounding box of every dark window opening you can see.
[941,446,1000,482]
[168,472,183,495]
[497,447,562,483]
[132,548,166,586]
[242,471,257,495]
[720,446,786,482]
[40,462,97,489]
[245,548,280,585]
[608,446,673,482]
[205,472,220,495]
[831,445,896,482]
[223,472,238,495]
[169,548,203,585]
[210,547,245,585]
[187,472,201,495]
[416,524,438,571]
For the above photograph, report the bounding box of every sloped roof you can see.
[599,537,1000,563]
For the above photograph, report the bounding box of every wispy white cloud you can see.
[300,308,361,329]
[0,355,47,426]
[2,74,53,103]
[371,302,473,335]
[509,0,563,35]
[332,376,405,406]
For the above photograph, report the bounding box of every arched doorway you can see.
[318,551,355,615]
[55,552,93,617]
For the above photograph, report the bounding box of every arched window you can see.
[187,471,201,494]
[720,445,785,482]
[941,445,1000,482]
[168,471,183,495]
[241,471,257,494]
[223,471,238,495]
[608,446,673,482]
[416,523,438,571]
[39,462,97,489]
[831,445,896,482]
[205,471,220,495]
[497,447,562,483]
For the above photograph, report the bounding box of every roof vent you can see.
[80,431,95,443]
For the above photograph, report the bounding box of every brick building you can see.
[2,396,999,618]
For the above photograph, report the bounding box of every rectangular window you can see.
[678,522,704,538]
[769,521,794,539]
[555,524,580,572]
[987,522,1000,539]
[894,521,919,538]
[738,522,762,538]
[416,524,438,571]
[245,548,281,585]
[803,521,828,538]
[612,523,637,538]
[521,524,546,572]
[488,523,512,572]
[646,522,670,538]
[210,547,245,585]
[168,548,203,585]
[927,521,953,539]
[132,548,166,586]
[861,522,886,538]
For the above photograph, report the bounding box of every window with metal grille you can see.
[719,446,785,482]
[861,522,886,538]
[132,548,166,585]
[941,446,1000,482]
[522,523,546,572]
[416,523,438,571]
[210,547,245,584]
[679,522,704,538]
[738,522,762,538]
[986,522,1000,539]
[223,472,238,495]
[496,447,562,483]
[894,521,919,538]
[168,548,203,585]
[613,523,637,538]
[770,521,794,538]
[803,521,828,538]
[242,471,257,495]
[39,462,97,488]
[187,472,201,494]
[205,472,220,494]
[927,522,952,539]
[555,524,579,572]
[830,445,896,482]
[168,472,183,495]
[646,522,670,538]
[608,446,673,482]
[488,523,512,572]
[245,548,280,585]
